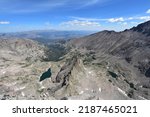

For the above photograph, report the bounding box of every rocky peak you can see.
[130,20,150,36]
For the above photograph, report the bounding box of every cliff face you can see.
[55,56,77,86]
[51,56,135,100]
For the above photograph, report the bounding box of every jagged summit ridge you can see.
[130,20,150,36]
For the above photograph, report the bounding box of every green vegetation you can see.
[83,52,96,64]
[42,44,68,62]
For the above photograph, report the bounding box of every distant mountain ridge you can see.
[0,30,95,43]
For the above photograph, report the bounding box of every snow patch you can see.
[14,86,26,91]
[40,86,46,89]
[79,91,84,94]
[21,92,25,97]
[99,88,102,92]
[117,87,128,97]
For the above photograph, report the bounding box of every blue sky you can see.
[0,0,150,32]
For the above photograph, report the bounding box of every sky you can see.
[0,0,150,32]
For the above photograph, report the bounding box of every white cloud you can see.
[72,15,150,24]
[61,14,150,31]
[0,21,10,24]
[59,20,101,30]
[138,16,150,21]
[61,20,101,27]
[71,16,126,23]
[128,17,134,20]
[108,17,124,23]
[127,16,150,21]
[146,9,150,14]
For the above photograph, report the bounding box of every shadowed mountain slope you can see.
[71,21,150,78]
[66,21,150,99]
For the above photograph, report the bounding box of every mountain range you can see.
[0,30,94,44]
[0,21,150,100]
